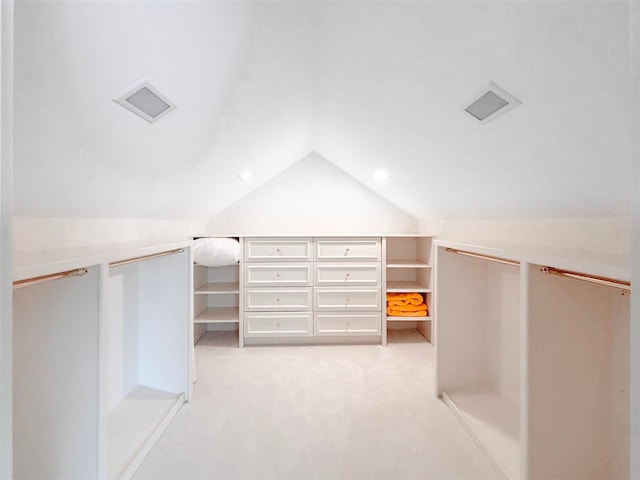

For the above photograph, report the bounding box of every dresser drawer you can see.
[244,312,313,337]
[315,238,380,261]
[315,263,381,286]
[314,287,381,311]
[245,263,313,287]
[245,238,312,262]
[244,288,312,311]
[315,313,381,336]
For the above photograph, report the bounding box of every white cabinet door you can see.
[315,263,380,286]
[244,288,313,311]
[244,238,312,262]
[314,287,381,311]
[244,312,313,337]
[315,238,380,261]
[315,313,381,335]
[245,263,313,287]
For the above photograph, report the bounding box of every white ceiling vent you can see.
[114,81,176,123]
[464,82,521,124]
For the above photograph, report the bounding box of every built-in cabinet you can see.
[192,235,434,346]
[383,236,433,344]
[193,246,243,347]
[435,240,630,480]
[12,241,192,480]
[242,237,384,342]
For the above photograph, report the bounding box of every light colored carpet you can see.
[134,330,498,480]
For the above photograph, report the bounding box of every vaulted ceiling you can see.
[13,1,634,221]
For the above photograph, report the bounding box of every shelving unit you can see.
[193,238,243,347]
[105,247,191,480]
[12,239,192,480]
[436,246,521,479]
[435,240,631,480]
[383,236,433,345]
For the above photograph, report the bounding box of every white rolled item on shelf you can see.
[193,237,240,266]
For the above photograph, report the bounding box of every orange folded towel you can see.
[388,303,427,312]
[386,292,423,303]
[386,308,428,317]
[388,298,423,307]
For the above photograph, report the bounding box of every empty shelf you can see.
[443,390,520,480]
[195,282,240,294]
[195,307,240,323]
[108,386,183,480]
[386,260,431,268]
[386,281,431,292]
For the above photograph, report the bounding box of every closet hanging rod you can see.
[541,266,630,291]
[444,248,520,267]
[109,248,185,268]
[12,268,88,289]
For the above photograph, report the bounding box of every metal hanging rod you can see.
[541,266,630,291]
[444,248,520,267]
[109,248,184,268]
[13,268,88,290]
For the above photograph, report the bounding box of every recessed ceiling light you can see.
[374,169,390,183]
[237,170,252,181]
[463,82,521,125]
[114,80,176,123]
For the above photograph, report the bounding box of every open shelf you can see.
[443,390,520,479]
[386,281,431,292]
[195,307,240,323]
[108,386,183,480]
[195,282,239,294]
[387,315,431,322]
[386,260,431,268]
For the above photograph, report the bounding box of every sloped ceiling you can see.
[14,1,634,222]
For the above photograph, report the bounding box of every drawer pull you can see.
[274,248,281,256]
[345,248,350,256]
[276,322,280,328]
[276,298,280,302]
[276,273,281,277]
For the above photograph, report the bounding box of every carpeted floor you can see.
[134,330,498,480]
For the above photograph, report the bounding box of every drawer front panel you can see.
[245,239,312,262]
[244,288,312,311]
[314,288,381,311]
[245,263,313,287]
[315,263,381,286]
[245,312,313,337]
[315,313,381,336]
[315,239,380,261]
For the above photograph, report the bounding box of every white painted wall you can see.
[628,0,640,476]
[12,217,205,252]
[420,216,632,255]
[0,2,12,477]
[206,153,417,235]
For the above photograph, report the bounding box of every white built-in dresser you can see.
[192,235,434,346]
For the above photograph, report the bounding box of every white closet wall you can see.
[527,266,629,480]
[13,267,100,479]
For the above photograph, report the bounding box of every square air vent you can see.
[464,82,521,124]
[114,81,176,123]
